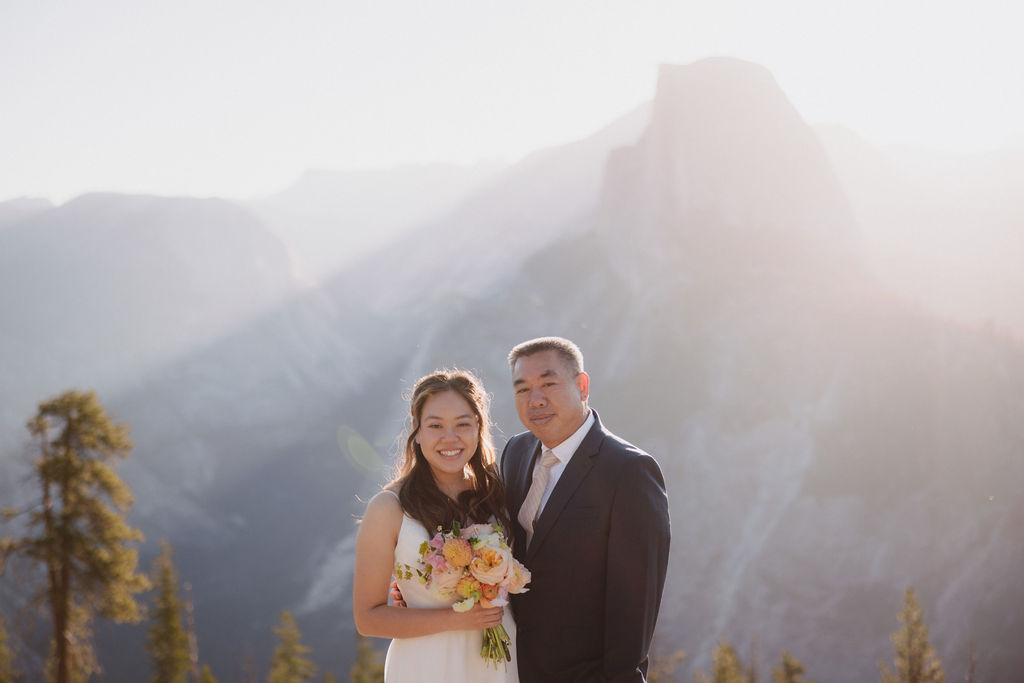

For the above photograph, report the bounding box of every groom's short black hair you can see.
[508,336,585,376]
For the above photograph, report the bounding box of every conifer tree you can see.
[199,664,218,683]
[243,649,256,683]
[147,540,189,683]
[647,648,686,683]
[0,614,20,683]
[880,588,945,683]
[0,390,149,683]
[184,583,201,683]
[694,638,748,683]
[772,651,814,683]
[747,638,762,683]
[268,611,316,683]
[348,633,384,683]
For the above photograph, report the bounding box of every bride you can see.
[352,369,519,682]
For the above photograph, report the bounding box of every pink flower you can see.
[429,567,463,600]
[425,552,448,573]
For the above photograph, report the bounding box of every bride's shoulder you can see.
[362,486,404,528]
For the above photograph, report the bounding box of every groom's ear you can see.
[576,371,590,403]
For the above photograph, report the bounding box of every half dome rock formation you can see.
[599,58,863,287]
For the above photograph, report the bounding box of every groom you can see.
[502,337,671,683]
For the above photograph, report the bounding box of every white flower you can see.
[452,597,475,613]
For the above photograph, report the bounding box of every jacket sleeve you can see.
[500,438,512,483]
[600,454,671,682]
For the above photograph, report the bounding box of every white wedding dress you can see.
[384,500,519,683]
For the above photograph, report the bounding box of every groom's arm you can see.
[601,453,671,682]
[499,438,527,558]
[499,438,511,482]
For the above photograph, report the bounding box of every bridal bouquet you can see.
[396,521,531,668]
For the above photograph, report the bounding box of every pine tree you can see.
[0,614,20,683]
[772,651,814,683]
[348,633,384,683]
[647,648,686,683]
[879,588,945,683]
[199,664,218,683]
[694,638,748,683]
[268,611,316,683]
[243,649,256,683]
[147,540,189,683]
[747,638,762,683]
[713,639,748,683]
[183,583,201,683]
[0,390,149,683]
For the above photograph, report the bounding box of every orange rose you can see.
[456,576,481,600]
[443,538,473,568]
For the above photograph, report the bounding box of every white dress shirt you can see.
[532,409,595,517]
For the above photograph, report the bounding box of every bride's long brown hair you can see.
[393,370,509,533]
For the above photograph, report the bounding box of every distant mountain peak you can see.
[0,196,54,231]
[599,58,864,286]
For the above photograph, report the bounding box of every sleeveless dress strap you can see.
[381,488,401,501]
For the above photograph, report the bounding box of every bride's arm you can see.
[352,490,504,638]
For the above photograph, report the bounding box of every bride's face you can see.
[415,390,479,482]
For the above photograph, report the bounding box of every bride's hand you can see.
[389,580,407,608]
[452,603,504,631]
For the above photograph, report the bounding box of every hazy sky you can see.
[2,0,1021,203]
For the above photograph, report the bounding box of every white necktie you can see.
[518,449,560,548]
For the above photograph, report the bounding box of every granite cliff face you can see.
[2,59,1022,681]
[599,60,863,288]
[0,193,297,441]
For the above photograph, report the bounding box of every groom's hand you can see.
[389,580,407,607]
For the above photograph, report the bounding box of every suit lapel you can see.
[526,417,605,560]
[516,439,542,508]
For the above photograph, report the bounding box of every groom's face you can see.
[511,349,590,449]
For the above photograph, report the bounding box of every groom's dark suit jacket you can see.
[501,410,671,683]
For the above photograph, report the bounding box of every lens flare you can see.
[337,425,383,474]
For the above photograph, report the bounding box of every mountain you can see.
[246,162,505,281]
[4,58,1023,682]
[817,124,1024,337]
[0,196,52,231]
[599,61,864,287]
[326,99,651,312]
[0,193,297,481]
